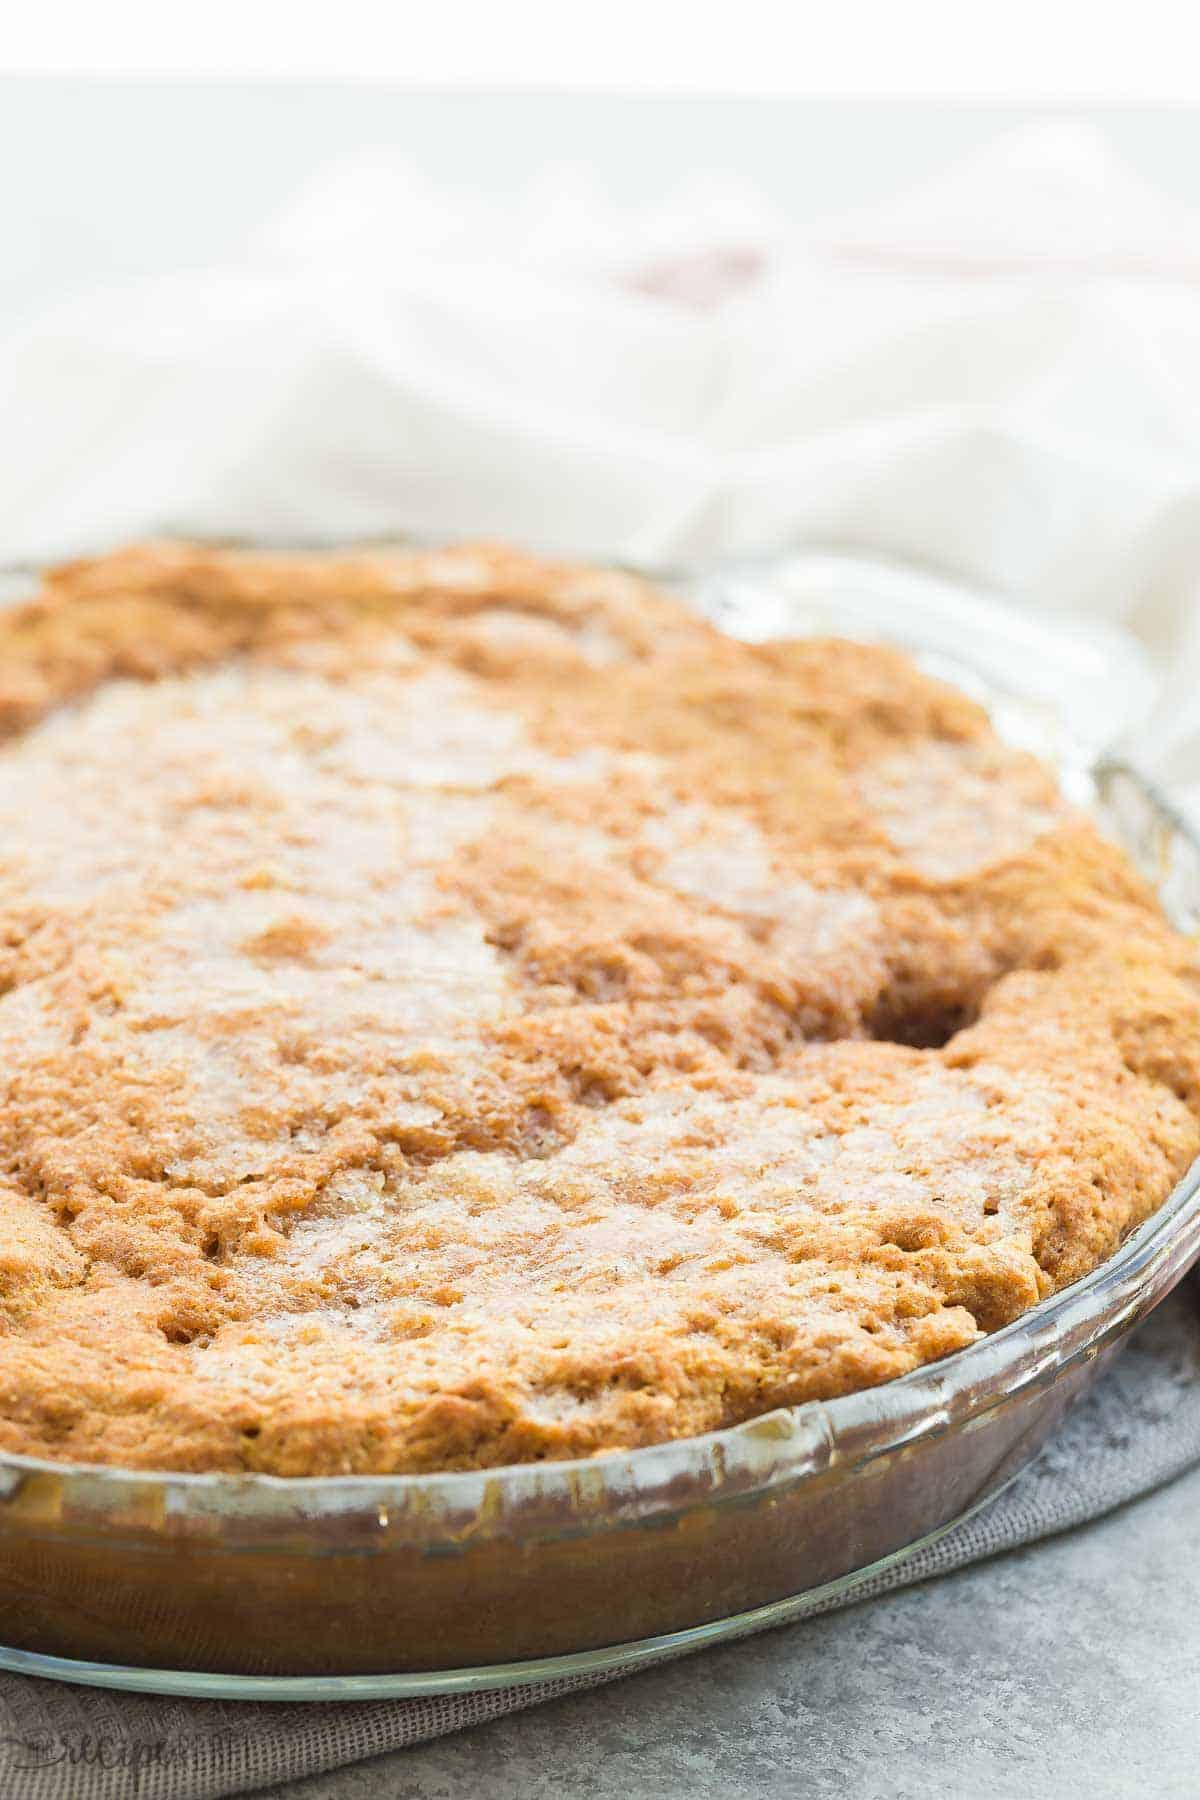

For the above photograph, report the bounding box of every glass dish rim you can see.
[0,1483,1016,1701]
[0,756,1196,1525]
[0,559,1196,1528]
[1,1136,1196,1514]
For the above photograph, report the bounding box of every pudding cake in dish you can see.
[0,542,1196,1477]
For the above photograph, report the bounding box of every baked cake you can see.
[0,543,1195,1478]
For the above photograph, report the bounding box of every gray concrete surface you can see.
[259,1462,1200,1799]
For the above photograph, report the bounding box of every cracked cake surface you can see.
[0,541,1197,1476]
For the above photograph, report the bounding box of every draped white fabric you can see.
[4,120,1200,791]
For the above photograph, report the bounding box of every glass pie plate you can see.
[0,554,1196,1701]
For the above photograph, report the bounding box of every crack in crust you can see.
[0,542,1196,1476]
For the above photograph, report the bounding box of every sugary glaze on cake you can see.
[0,543,1196,1476]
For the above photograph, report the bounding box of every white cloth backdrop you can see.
[4,120,1200,786]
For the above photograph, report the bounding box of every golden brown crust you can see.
[0,542,1196,1476]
